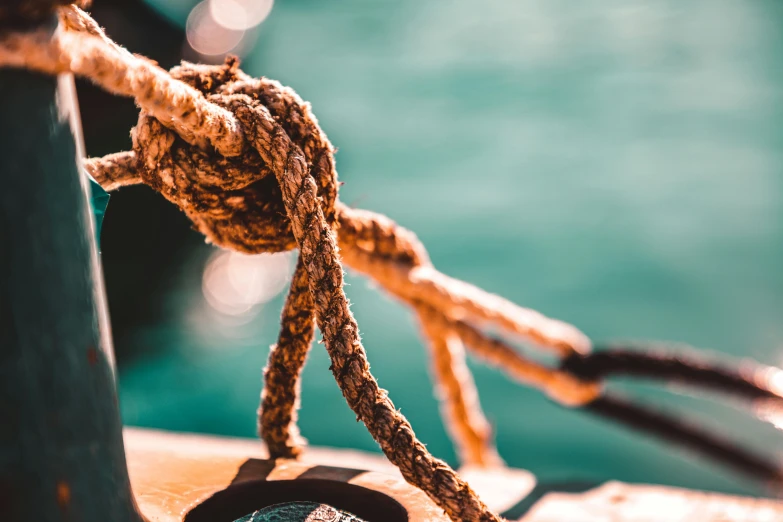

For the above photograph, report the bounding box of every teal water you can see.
[88,176,110,246]
[122,0,783,496]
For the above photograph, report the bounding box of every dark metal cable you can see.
[583,393,783,485]
[561,345,783,402]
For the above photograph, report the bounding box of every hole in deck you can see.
[185,478,408,522]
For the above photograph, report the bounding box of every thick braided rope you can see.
[0,7,505,519]
[336,207,602,407]
[0,6,245,156]
[103,59,507,514]
[83,114,601,464]
[221,70,505,465]
[0,6,590,358]
[74,47,597,465]
[416,307,504,467]
[93,51,506,513]
[336,208,590,357]
[134,45,502,520]
[219,93,500,521]
[78,59,598,466]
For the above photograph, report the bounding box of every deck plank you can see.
[124,428,782,521]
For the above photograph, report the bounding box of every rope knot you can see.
[130,58,338,254]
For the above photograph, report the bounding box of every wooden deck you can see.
[124,428,783,521]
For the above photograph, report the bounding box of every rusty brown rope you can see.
[0,8,598,512]
[259,258,314,459]
[416,306,504,468]
[152,63,499,520]
[2,9,513,518]
[7,5,783,517]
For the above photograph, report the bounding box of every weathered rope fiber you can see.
[80,60,596,470]
[259,258,314,459]
[211,81,499,521]
[7,8,507,519]
[416,306,504,468]
[76,52,598,471]
[4,5,783,515]
[1,5,245,156]
[335,206,590,357]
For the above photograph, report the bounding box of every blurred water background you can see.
[91,0,783,498]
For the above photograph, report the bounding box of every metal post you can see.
[0,54,144,521]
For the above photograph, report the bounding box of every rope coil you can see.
[3,5,783,520]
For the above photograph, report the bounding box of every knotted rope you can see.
[123,59,504,520]
[4,5,783,519]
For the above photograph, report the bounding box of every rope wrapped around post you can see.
[5,5,783,517]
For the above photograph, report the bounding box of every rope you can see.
[259,258,313,459]
[416,305,504,468]
[336,207,591,357]
[194,71,499,521]
[562,344,783,402]
[1,6,245,156]
[3,5,783,517]
[3,8,510,519]
[585,394,783,484]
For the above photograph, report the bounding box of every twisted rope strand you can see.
[336,206,590,356]
[221,94,500,521]
[441,314,602,407]
[85,151,140,191]
[84,63,503,516]
[81,99,569,473]
[80,52,589,471]
[0,6,244,156]
[259,258,314,459]
[1,8,501,518]
[416,305,503,468]
[217,69,504,468]
[330,203,503,466]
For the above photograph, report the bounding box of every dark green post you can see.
[0,30,145,522]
